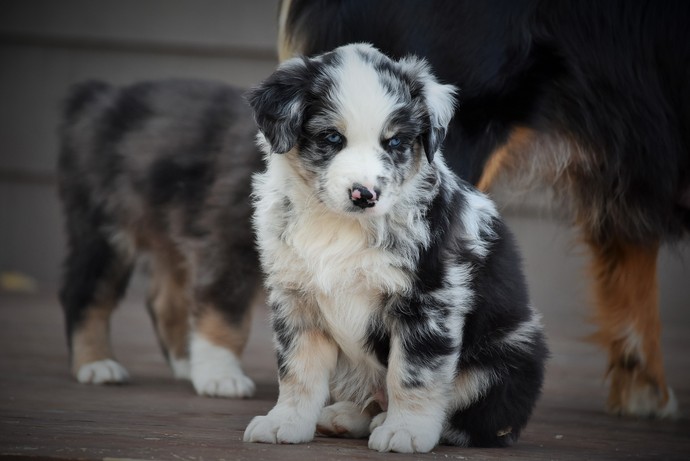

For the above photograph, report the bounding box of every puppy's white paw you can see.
[368,420,440,453]
[190,335,254,398]
[316,401,371,438]
[169,356,191,380]
[369,411,387,432]
[244,414,315,444]
[192,371,255,398]
[76,359,129,384]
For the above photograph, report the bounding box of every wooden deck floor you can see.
[1,281,689,460]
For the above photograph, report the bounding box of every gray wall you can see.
[0,1,688,333]
[0,0,280,285]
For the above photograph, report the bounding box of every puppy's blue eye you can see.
[325,133,343,145]
[388,137,402,148]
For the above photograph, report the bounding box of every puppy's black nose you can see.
[350,183,379,209]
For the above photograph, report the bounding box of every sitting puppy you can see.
[58,79,261,398]
[243,43,548,452]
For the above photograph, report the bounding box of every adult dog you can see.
[58,79,261,397]
[278,0,690,418]
[243,43,547,452]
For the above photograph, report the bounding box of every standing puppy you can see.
[58,79,261,398]
[244,44,547,452]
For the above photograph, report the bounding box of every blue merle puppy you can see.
[243,43,547,452]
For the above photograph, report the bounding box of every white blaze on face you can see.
[322,47,402,216]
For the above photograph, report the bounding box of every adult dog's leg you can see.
[587,239,677,418]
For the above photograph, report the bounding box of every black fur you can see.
[283,0,690,244]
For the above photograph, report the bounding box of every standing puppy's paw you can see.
[368,420,440,453]
[192,370,255,398]
[76,359,129,384]
[244,414,315,444]
[316,401,372,438]
[190,335,255,398]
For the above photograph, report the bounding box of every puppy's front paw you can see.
[76,359,129,384]
[243,414,315,444]
[368,421,439,453]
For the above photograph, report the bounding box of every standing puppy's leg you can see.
[60,212,133,384]
[587,238,677,418]
[189,250,259,398]
[146,245,191,380]
[190,305,255,398]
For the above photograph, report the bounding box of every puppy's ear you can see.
[246,57,310,154]
[401,56,457,163]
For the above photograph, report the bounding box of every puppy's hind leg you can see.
[146,245,192,380]
[317,401,377,439]
[189,248,260,398]
[587,238,678,419]
[59,212,134,385]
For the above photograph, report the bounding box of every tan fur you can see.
[278,330,337,401]
[277,0,299,62]
[587,239,673,416]
[71,304,117,373]
[147,244,190,361]
[195,304,253,357]
[477,125,676,417]
[477,127,535,192]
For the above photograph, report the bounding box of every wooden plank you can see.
[1,285,688,461]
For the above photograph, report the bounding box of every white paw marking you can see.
[615,385,679,419]
[169,356,191,380]
[316,401,372,438]
[76,359,129,384]
[244,414,315,444]
[368,419,440,453]
[190,335,255,398]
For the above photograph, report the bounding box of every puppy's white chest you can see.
[316,291,378,361]
[272,210,399,361]
[282,210,410,295]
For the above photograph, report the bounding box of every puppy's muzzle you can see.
[350,183,380,209]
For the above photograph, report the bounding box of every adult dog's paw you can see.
[368,421,439,453]
[76,359,129,384]
[243,414,315,444]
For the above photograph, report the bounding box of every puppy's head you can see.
[247,43,457,217]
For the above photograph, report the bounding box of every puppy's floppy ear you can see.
[401,56,457,163]
[246,57,310,154]
[420,79,457,163]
